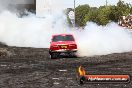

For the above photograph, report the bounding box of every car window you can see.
[52,35,74,42]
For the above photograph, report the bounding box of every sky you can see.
[51,0,132,8]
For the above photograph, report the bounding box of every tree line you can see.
[66,0,132,27]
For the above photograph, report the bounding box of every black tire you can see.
[70,52,77,58]
[50,53,59,59]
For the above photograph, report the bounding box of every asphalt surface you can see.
[0,46,131,88]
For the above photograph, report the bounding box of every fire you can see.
[78,66,86,76]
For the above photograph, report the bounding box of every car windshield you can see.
[52,35,74,42]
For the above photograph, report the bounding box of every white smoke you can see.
[0,0,34,13]
[0,0,11,11]
[0,11,132,56]
[75,22,132,56]
[0,11,70,48]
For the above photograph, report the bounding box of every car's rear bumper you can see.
[49,49,77,53]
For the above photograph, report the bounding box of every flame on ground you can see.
[78,66,86,76]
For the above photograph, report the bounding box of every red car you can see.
[49,34,77,59]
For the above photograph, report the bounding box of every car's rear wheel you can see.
[69,52,77,57]
[50,53,59,59]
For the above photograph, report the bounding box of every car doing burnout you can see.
[49,34,77,59]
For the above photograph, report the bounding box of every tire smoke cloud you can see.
[0,11,132,56]
[75,22,132,56]
[0,0,34,13]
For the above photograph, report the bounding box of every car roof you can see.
[52,34,73,37]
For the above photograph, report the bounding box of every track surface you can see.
[0,47,131,88]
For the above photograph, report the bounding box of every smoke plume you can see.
[0,11,132,56]
[0,0,34,12]
[75,22,132,56]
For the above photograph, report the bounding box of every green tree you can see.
[108,5,119,22]
[75,4,90,26]
[109,0,131,22]
[84,7,98,24]
[96,6,111,25]
[117,0,130,15]
[130,6,132,14]
[66,0,132,27]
